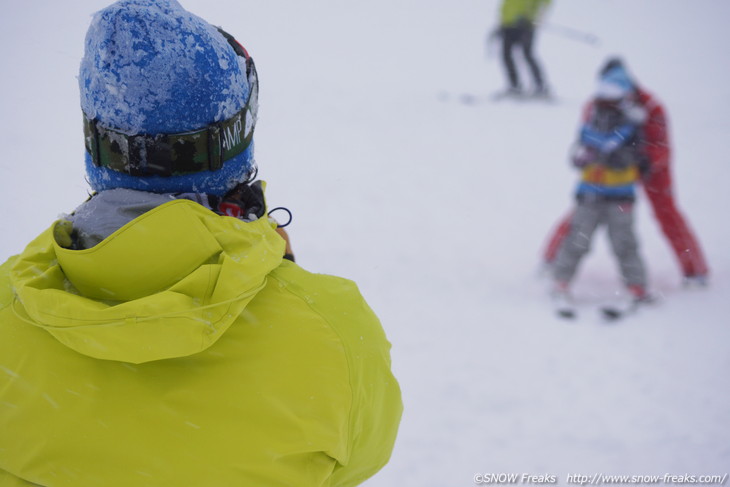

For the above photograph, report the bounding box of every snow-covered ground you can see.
[2,1,729,485]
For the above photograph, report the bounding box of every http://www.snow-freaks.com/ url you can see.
[473,472,728,485]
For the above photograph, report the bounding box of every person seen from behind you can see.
[0,0,402,485]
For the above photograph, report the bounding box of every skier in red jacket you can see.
[543,58,709,285]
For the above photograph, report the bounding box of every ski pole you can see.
[536,22,600,46]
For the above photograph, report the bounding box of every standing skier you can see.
[0,1,402,486]
[551,65,652,308]
[543,58,709,285]
[496,0,552,96]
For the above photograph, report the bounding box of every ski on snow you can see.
[437,90,559,106]
[552,296,653,323]
[490,90,557,103]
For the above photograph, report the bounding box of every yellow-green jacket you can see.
[500,0,551,27]
[0,199,402,487]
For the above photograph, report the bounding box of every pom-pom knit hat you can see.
[79,0,257,196]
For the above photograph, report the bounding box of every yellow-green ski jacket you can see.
[500,0,551,27]
[0,198,402,487]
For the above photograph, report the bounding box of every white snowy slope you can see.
[1,1,729,485]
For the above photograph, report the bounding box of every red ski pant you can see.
[544,168,708,277]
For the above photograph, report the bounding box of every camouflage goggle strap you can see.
[83,105,255,177]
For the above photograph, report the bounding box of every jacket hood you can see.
[10,199,284,363]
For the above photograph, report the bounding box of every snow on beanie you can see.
[79,0,256,196]
[595,61,635,101]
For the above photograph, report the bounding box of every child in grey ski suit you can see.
[552,82,650,300]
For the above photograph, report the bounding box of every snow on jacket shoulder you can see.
[0,199,402,487]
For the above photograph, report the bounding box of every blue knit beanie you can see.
[79,0,255,196]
